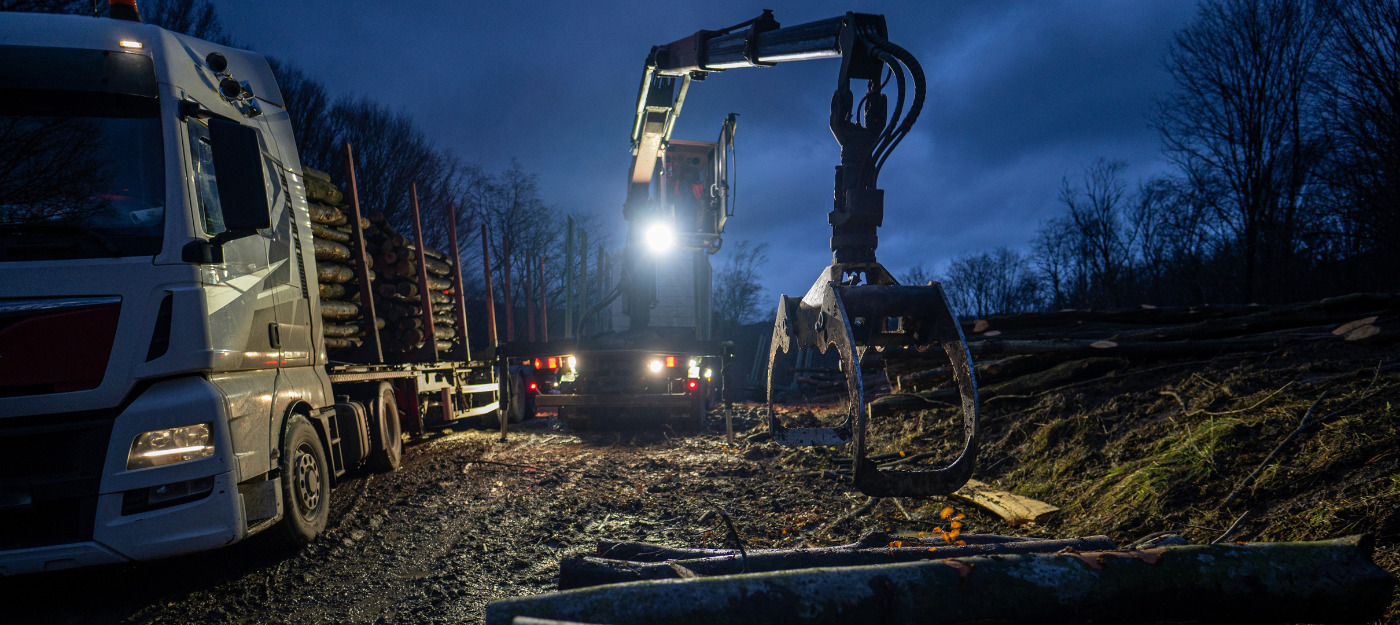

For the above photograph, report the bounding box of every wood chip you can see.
[1332,316,1378,336]
[951,479,1059,527]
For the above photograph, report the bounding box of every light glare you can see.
[643,222,674,254]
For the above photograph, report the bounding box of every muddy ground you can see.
[6,415,883,624]
[7,338,1400,623]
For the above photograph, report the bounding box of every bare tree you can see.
[898,262,932,286]
[940,247,1040,318]
[1,0,233,43]
[712,240,769,326]
[1060,158,1138,306]
[1156,0,1332,302]
[267,58,337,172]
[1032,217,1076,310]
[0,1,90,14]
[140,0,230,45]
[1317,0,1400,287]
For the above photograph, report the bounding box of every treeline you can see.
[927,0,1400,317]
[5,0,607,346]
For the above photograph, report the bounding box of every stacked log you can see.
[306,168,371,353]
[306,168,464,359]
[361,213,461,356]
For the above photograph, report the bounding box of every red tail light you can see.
[686,378,699,391]
[665,355,676,368]
[547,357,558,370]
[528,381,538,392]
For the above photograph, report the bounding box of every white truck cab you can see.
[0,10,338,574]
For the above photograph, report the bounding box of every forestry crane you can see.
[625,10,982,497]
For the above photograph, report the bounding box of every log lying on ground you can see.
[495,536,1395,625]
[970,335,1286,360]
[960,294,1400,337]
[980,357,1124,398]
[963,303,1262,335]
[596,532,1030,563]
[950,479,1060,527]
[559,536,1115,589]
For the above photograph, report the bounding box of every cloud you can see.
[218,0,1197,301]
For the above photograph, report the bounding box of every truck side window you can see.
[186,119,225,235]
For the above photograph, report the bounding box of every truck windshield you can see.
[0,94,164,261]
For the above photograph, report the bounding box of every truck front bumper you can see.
[0,377,244,576]
[0,469,242,575]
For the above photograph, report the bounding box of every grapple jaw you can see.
[767,263,980,497]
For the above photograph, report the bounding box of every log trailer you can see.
[0,4,516,574]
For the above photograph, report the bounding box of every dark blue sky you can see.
[217,0,1198,302]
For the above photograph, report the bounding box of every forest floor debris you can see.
[6,317,1398,623]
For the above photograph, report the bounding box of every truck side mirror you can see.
[185,118,273,263]
[208,117,271,233]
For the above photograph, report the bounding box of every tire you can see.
[277,414,331,547]
[366,383,402,472]
[507,372,535,423]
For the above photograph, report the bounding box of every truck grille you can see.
[0,410,115,550]
[0,297,122,398]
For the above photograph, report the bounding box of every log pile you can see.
[487,535,1395,625]
[306,167,463,359]
[363,213,459,355]
[882,293,1400,399]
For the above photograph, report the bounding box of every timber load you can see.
[306,167,465,361]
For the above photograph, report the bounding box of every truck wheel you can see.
[277,414,330,547]
[366,383,402,472]
[508,372,535,423]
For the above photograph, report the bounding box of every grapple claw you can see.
[767,264,980,497]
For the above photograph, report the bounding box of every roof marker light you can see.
[119,40,143,49]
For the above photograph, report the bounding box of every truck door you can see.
[186,116,280,370]
[257,123,313,370]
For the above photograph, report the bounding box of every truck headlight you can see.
[648,359,664,373]
[127,423,214,470]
